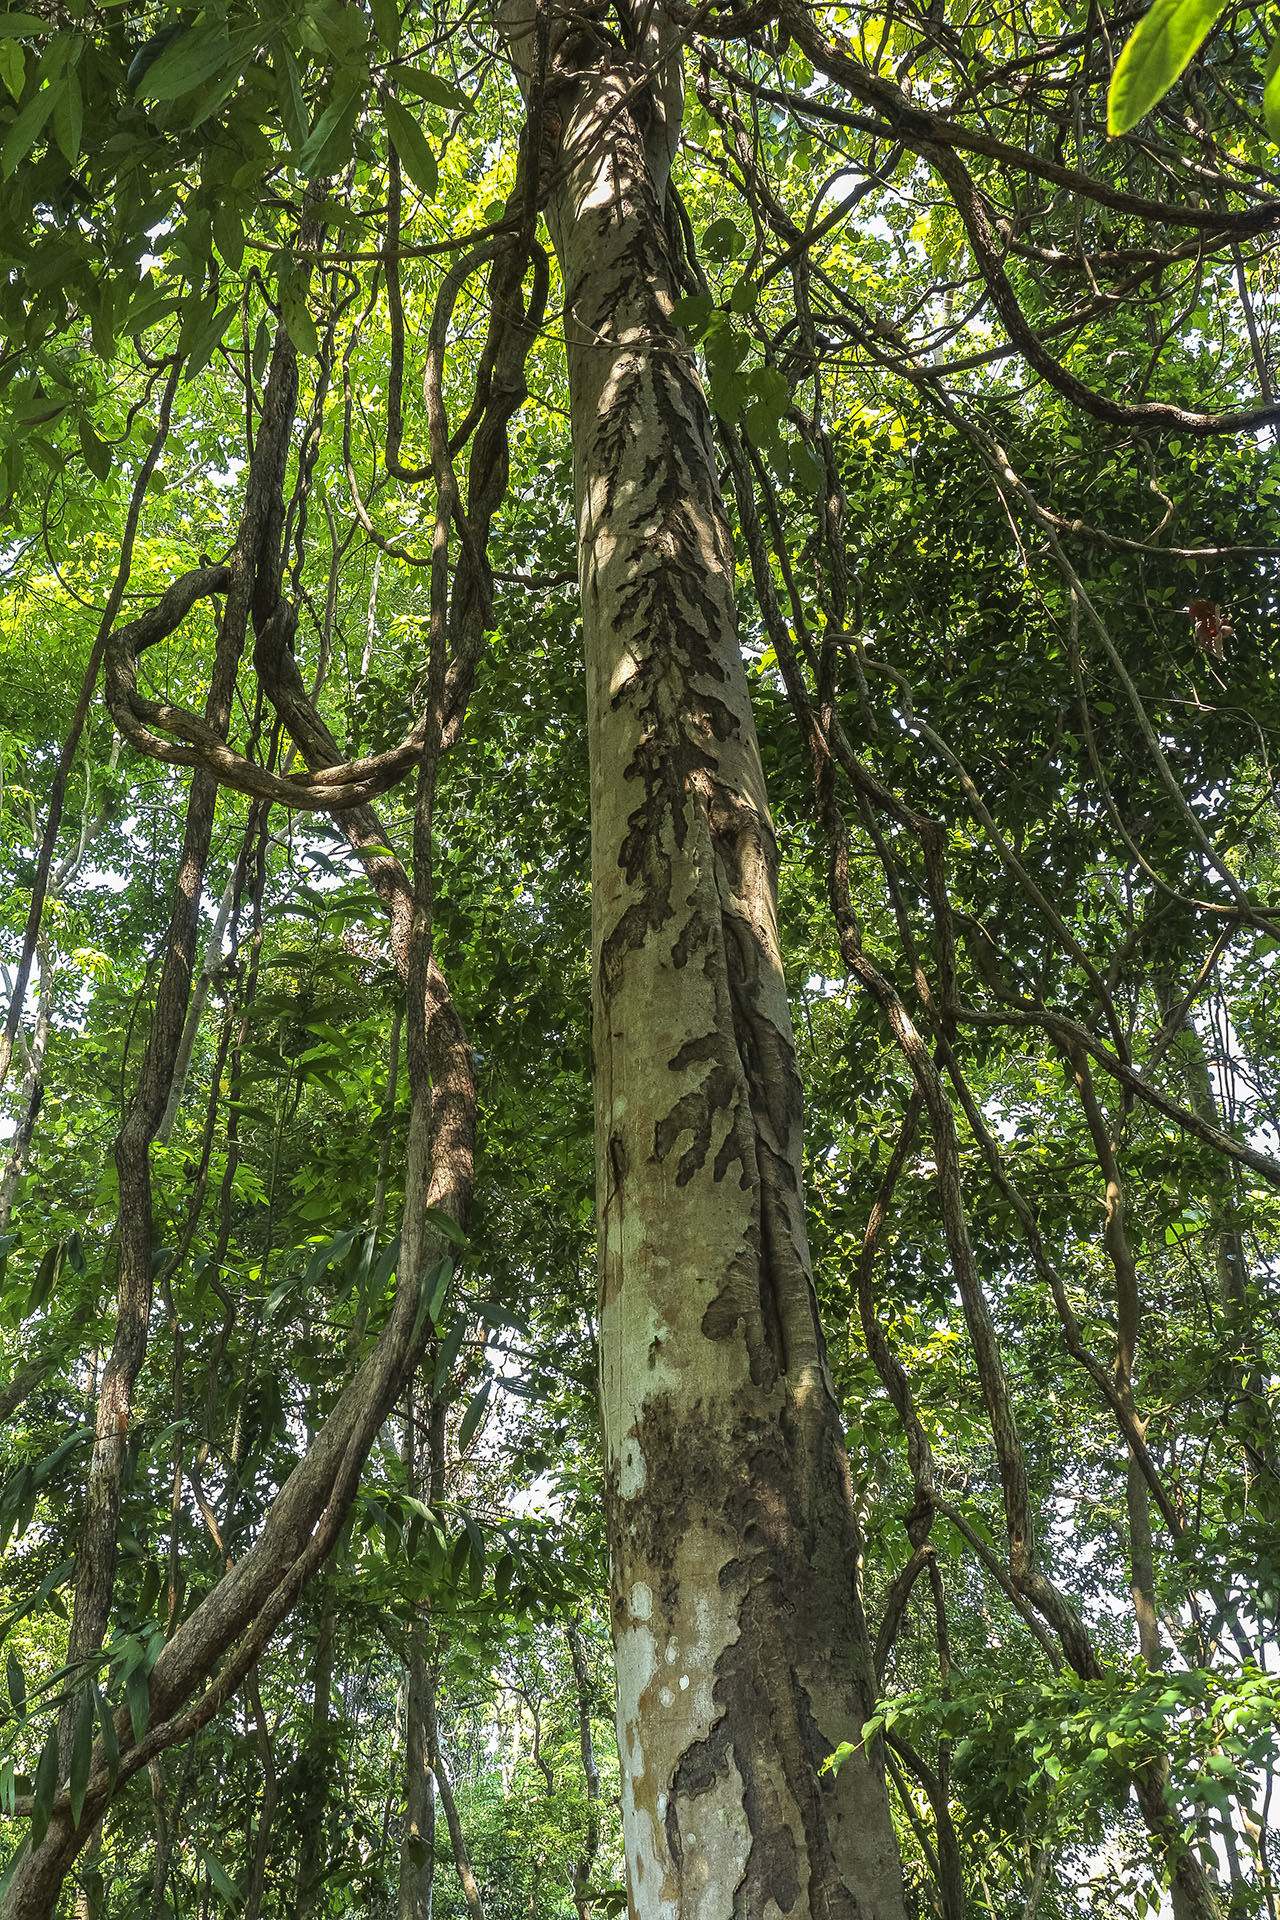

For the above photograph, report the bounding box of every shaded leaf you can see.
[383,92,437,198]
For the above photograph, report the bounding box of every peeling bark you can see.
[500,9,905,1914]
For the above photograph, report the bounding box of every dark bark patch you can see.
[700,1229,779,1389]
[653,1065,738,1186]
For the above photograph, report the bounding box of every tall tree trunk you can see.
[566,1620,601,1920]
[400,1621,438,1920]
[295,1591,336,1920]
[243,1670,278,1920]
[0,940,50,1234]
[501,10,905,1915]
[399,1387,442,1920]
[425,1691,484,1920]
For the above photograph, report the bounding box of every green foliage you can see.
[1107,0,1231,132]
[0,0,1276,1911]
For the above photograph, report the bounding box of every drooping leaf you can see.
[124,1663,149,1743]
[1265,37,1280,143]
[136,22,233,101]
[432,1311,466,1392]
[383,93,437,198]
[1,80,56,178]
[50,64,80,162]
[26,1239,64,1313]
[0,40,24,100]
[458,1382,490,1452]
[392,66,468,110]
[92,1683,118,1789]
[1106,0,1229,134]
[29,1726,58,1847]
[368,0,402,55]
[294,82,363,178]
[68,1689,93,1829]
[421,1205,468,1249]
[77,414,111,482]
[200,1849,242,1906]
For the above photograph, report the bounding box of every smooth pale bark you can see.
[501,9,905,1914]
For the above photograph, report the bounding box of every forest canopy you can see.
[0,0,1278,1914]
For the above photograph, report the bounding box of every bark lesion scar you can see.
[653,1031,746,1187]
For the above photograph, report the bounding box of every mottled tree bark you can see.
[501,8,905,1914]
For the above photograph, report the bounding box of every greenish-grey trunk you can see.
[501,7,907,1914]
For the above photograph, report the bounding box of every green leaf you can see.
[295,82,362,177]
[200,1849,242,1906]
[27,1239,64,1313]
[425,1256,452,1329]
[432,1311,466,1391]
[30,1726,58,1848]
[1,79,56,177]
[465,1512,486,1594]
[6,1651,24,1714]
[392,67,468,110]
[31,1426,92,1488]
[788,441,824,494]
[274,41,307,151]
[0,14,45,38]
[77,415,111,483]
[366,1232,401,1300]
[707,364,747,425]
[368,0,402,56]
[93,1683,118,1789]
[183,298,238,380]
[741,363,790,449]
[125,1663,149,1743]
[670,293,714,336]
[278,272,319,359]
[69,1690,92,1829]
[136,22,232,102]
[212,202,245,273]
[421,1205,468,1249]
[414,1258,451,1348]
[383,93,437,198]
[136,1560,164,1619]
[458,1382,490,1451]
[1106,0,1229,134]
[51,63,80,162]
[704,216,745,261]
[1265,37,1280,143]
[0,40,24,100]
[0,1559,73,1647]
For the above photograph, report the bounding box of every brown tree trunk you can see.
[295,1593,336,1920]
[399,1388,443,1920]
[566,1620,601,1920]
